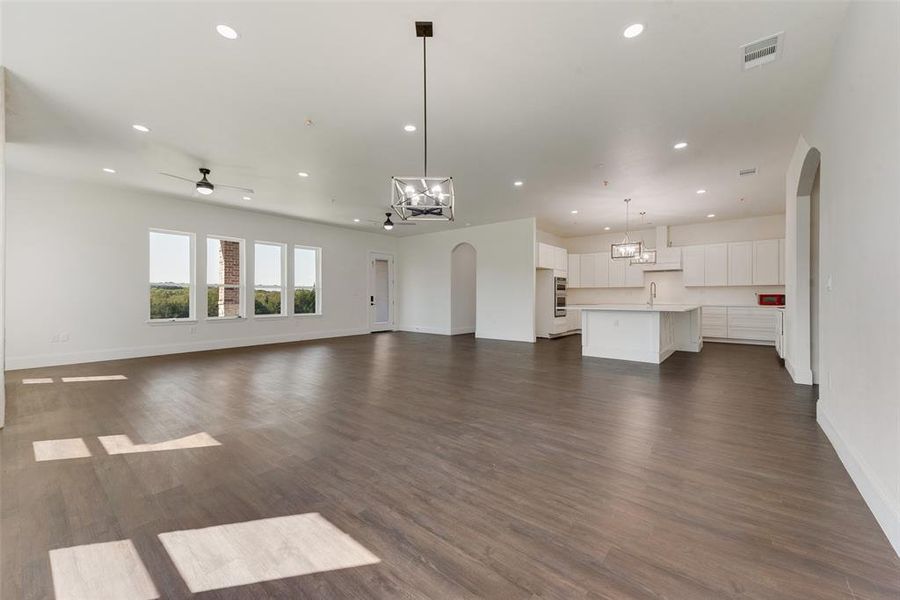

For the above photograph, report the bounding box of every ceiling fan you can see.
[359,213,418,231]
[160,168,254,196]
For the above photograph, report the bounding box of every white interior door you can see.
[368,252,394,332]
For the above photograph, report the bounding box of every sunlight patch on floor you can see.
[33,438,92,462]
[49,539,159,600]
[61,375,128,382]
[22,378,54,384]
[97,432,221,455]
[158,513,380,593]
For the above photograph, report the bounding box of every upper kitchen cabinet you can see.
[682,245,705,286]
[705,244,729,286]
[727,242,753,286]
[567,253,581,287]
[608,254,626,287]
[554,246,568,273]
[753,239,780,285]
[580,253,597,288]
[625,263,644,287]
[778,239,786,285]
[537,243,567,276]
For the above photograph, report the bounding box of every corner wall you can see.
[397,218,536,342]
[5,171,397,369]
[788,1,900,555]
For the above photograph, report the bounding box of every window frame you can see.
[253,241,288,318]
[292,245,323,317]
[148,228,196,323]
[206,235,246,321]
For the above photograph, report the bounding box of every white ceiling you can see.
[4,2,846,236]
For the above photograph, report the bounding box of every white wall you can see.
[5,171,396,369]
[788,1,900,555]
[450,242,476,335]
[566,215,786,307]
[0,66,6,427]
[397,218,536,342]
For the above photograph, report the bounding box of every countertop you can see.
[569,304,701,313]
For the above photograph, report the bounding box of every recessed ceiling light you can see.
[623,23,644,39]
[673,141,688,150]
[570,210,579,214]
[707,214,716,218]
[132,124,150,133]
[242,196,251,201]
[403,124,417,132]
[216,24,239,40]
[353,218,361,223]
[513,180,524,187]
[696,189,706,194]
[604,226,611,231]
[102,168,116,174]
[297,172,309,178]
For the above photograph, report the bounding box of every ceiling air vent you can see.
[741,32,783,70]
[739,167,758,177]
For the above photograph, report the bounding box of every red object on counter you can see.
[758,293,785,306]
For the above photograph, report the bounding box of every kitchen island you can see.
[572,304,703,364]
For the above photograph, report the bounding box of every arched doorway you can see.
[450,243,476,335]
[787,146,821,386]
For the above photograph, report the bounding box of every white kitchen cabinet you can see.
[537,243,554,269]
[625,263,644,287]
[701,306,728,338]
[778,239,785,285]
[567,254,581,287]
[580,254,597,287]
[554,246,568,274]
[775,309,784,357]
[727,242,753,286]
[726,307,777,341]
[705,244,728,286]
[682,245,705,287]
[608,255,626,287]
[753,239,780,285]
[567,308,582,331]
[594,252,610,287]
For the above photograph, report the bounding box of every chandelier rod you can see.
[423,34,428,177]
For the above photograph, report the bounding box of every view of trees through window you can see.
[294,246,319,314]
[150,232,320,319]
[149,231,192,320]
[254,243,284,315]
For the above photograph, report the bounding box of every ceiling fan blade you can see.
[395,221,417,226]
[216,183,255,194]
[159,172,197,183]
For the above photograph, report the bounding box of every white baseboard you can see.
[449,326,476,335]
[818,402,900,557]
[703,337,774,347]
[397,325,451,335]
[786,356,814,384]
[5,327,370,370]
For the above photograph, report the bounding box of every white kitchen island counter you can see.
[573,304,703,364]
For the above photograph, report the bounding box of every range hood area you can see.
[642,226,683,272]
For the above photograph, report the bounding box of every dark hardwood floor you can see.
[2,334,898,599]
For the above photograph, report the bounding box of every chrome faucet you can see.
[648,281,657,308]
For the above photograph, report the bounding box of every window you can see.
[254,242,285,316]
[207,237,245,319]
[149,230,194,321]
[293,246,321,315]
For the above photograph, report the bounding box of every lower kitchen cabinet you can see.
[702,305,779,344]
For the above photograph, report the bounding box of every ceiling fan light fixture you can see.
[383,213,395,231]
[195,167,214,195]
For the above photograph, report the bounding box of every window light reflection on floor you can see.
[49,539,159,600]
[33,438,92,462]
[98,432,221,455]
[61,375,128,382]
[22,378,54,384]
[158,513,380,593]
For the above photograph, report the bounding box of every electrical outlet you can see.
[826,275,833,291]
